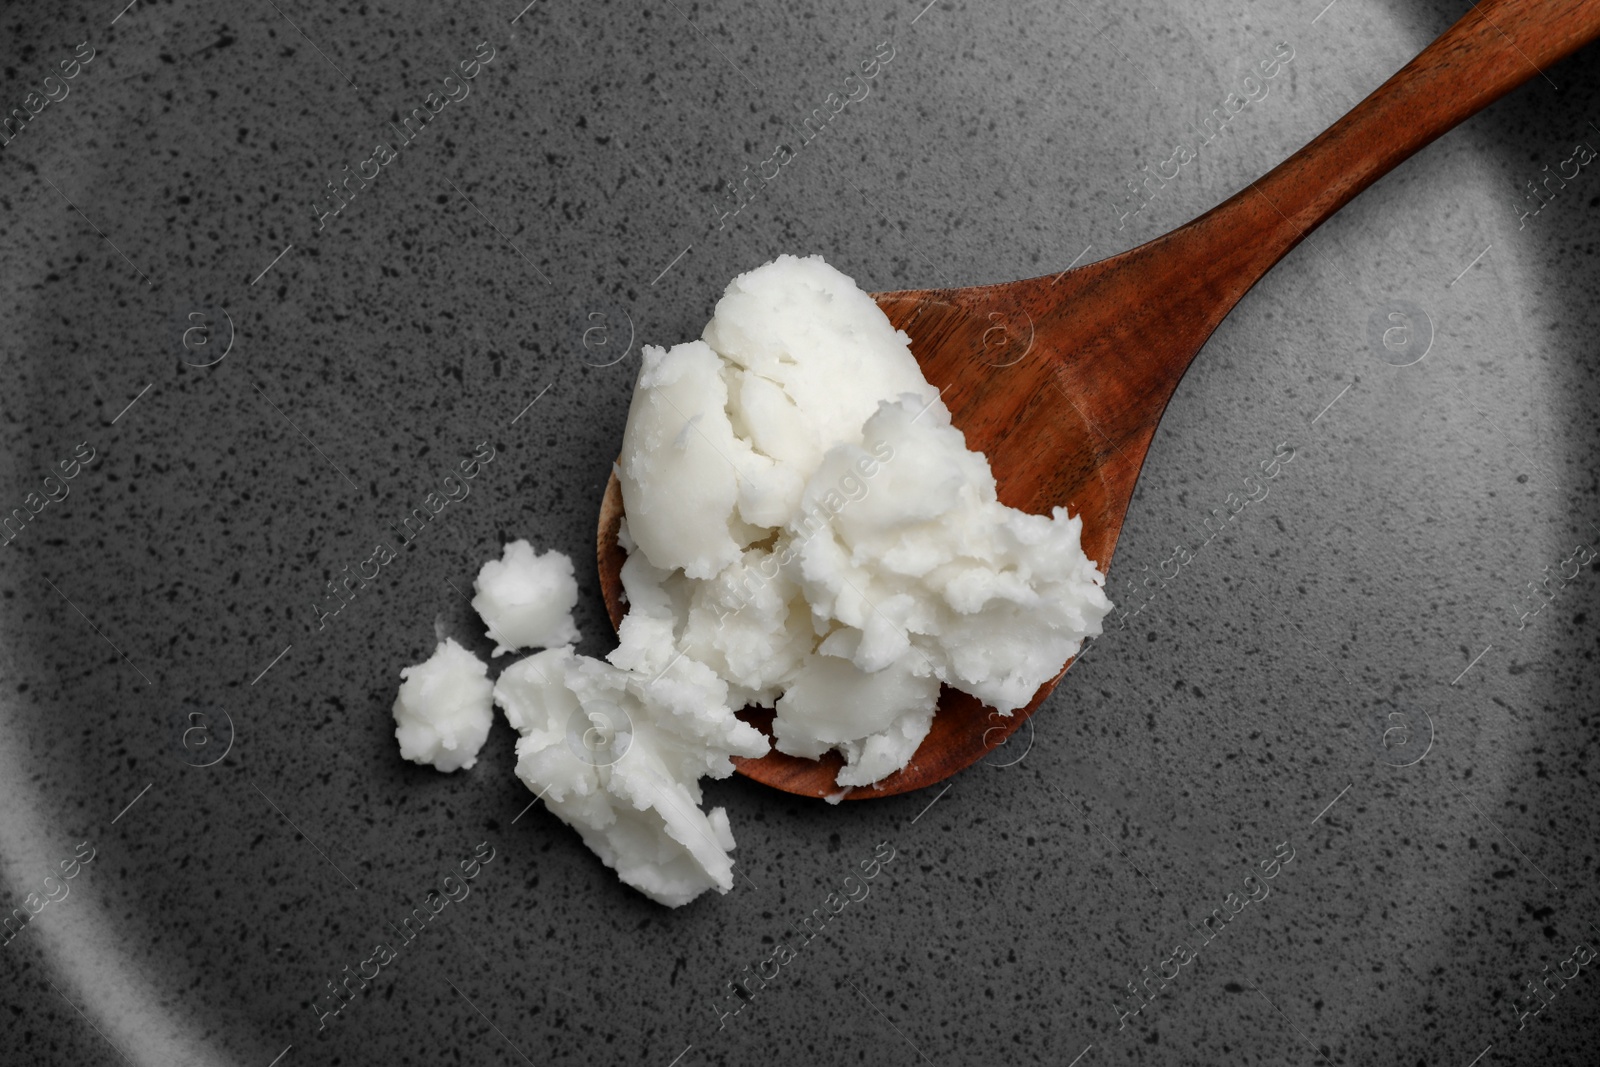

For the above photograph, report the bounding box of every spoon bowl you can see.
[599,0,1600,798]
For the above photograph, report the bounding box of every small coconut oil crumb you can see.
[471,540,581,655]
[393,638,494,772]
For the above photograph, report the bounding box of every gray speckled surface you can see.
[2,0,1597,1064]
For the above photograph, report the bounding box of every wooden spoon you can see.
[598,0,1600,799]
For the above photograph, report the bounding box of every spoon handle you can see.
[1183,0,1600,298]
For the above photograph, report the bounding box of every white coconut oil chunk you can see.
[614,253,1113,788]
[392,638,495,772]
[471,540,581,655]
[493,645,766,907]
